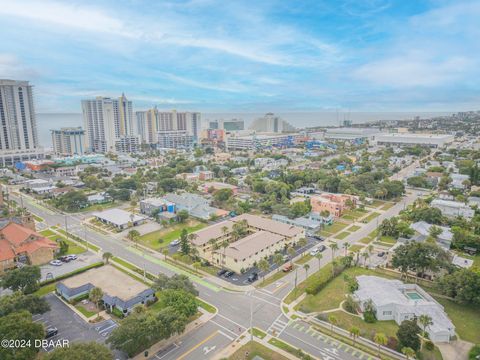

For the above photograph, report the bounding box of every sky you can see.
[0,0,479,113]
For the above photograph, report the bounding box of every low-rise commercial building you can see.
[140,198,176,216]
[93,209,146,230]
[163,192,228,220]
[226,133,301,150]
[375,133,454,148]
[310,192,357,217]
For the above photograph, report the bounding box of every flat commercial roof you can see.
[93,208,145,226]
[62,265,148,302]
[224,231,284,260]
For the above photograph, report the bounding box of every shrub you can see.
[364,311,377,323]
[304,260,348,295]
[469,345,480,360]
[386,336,398,350]
[343,295,359,314]
[424,340,434,351]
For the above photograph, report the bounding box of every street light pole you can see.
[64,215,68,239]
[249,290,254,341]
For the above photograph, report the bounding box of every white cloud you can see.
[0,53,39,79]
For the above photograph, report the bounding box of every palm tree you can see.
[373,332,387,356]
[328,315,337,334]
[193,261,201,274]
[127,229,140,248]
[342,242,350,256]
[402,347,415,360]
[221,239,229,264]
[303,263,310,278]
[162,248,169,261]
[418,314,433,340]
[361,251,369,267]
[102,252,113,264]
[315,253,323,269]
[272,253,284,272]
[258,259,270,282]
[298,238,307,254]
[329,243,338,277]
[89,287,103,319]
[349,326,360,345]
[287,246,296,265]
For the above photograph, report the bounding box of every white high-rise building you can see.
[249,112,295,133]
[136,109,201,146]
[0,79,44,167]
[82,94,139,153]
[51,127,85,156]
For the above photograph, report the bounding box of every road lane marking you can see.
[271,281,289,294]
[215,313,246,330]
[250,294,279,307]
[281,331,344,360]
[176,331,219,360]
[210,319,240,338]
[218,330,235,341]
[155,343,179,359]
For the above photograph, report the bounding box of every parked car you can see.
[224,271,235,278]
[377,251,385,257]
[247,272,258,283]
[50,260,62,266]
[45,327,58,339]
[283,263,293,272]
[217,269,227,276]
[282,255,290,262]
[66,254,77,261]
[58,256,70,263]
[313,235,324,241]
[170,239,180,246]
[317,245,326,252]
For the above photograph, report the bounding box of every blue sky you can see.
[0,0,479,113]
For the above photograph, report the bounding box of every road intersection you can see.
[8,183,424,360]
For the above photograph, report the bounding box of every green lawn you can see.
[359,229,378,244]
[229,341,289,360]
[433,296,480,343]
[250,327,267,339]
[75,304,97,318]
[349,244,364,252]
[363,212,380,223]
[284,263,334,304]
[32,214,44,222]
[348,225,361,232]
[41,229,87,255]
[324,310,399,341]
[197,298,217,314]
[378,235,396,244]
[335,231,350,240]
[369,200,385,208]
[268,338,300,357]
[320,222,349,235]
[33,283,56,297]
[381,202,395,210]
[295,254,313,265]
[39,229,56,237]
[259,268,292,287]
[342,209,368,220]
[138,221,206,250]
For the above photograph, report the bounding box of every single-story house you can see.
[410,221,453,249]
[353,275,455,342]
[93,209,146,230]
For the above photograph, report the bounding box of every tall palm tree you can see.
[208,238,216,263]
[328,315,337,334]
[349,326,360,345]
[362,251,369,267]
[329,243,338,277]
[303,263,310,278]
[127,229,140,248]
[273,253,284,272]
[373,333,387,356]
[419,314,433,339]
[102,252,113,264]
[258,259,270,282]
[342,242,350,256]
[89,287,103,319]
[315,253,323,269]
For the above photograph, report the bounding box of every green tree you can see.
[44,342,113,360]
[89,287,104,319]
[177,210,189,223]
[0,266,41,294]
[418,314,433,339]
[373,332,387,356]
[287,246,296,265]
[303,263,310,278]
[0,292,50,317]
[127,229,140,248]
[315,253,323,269]
[102,252,113,264]
[349,326,360,345]
[272,253,284,272]
[328,314,337,333]
[436,269,480,305]
[180,228,190,255]
[0,311,44,360]
[153,274,198,296]
[402,347,415,360]
[329,243,338,276]
[397,319,421,351]
[258,259,270,282]
[158,289,197,318]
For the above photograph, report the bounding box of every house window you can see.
[383,311,392,316]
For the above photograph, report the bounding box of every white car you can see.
[66,254,77,261]
[310,248,320,256]
[170,239,180,246]
[50,260,63,266]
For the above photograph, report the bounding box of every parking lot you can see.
[32,294,122,356]
[216,236,320,285]
[40,251,102,281]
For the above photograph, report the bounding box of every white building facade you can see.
[51,127,85,156]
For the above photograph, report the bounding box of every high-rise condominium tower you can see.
[51,127,85,156]
[249,112,295,133]
[0,79,43,167]
[81,94,138,153]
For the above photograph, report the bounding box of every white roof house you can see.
[431,199,474,220]
[93,209,146,229]
[410,221,453,249]
[353,275,455,342]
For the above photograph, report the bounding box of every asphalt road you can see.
[8,180,423,360]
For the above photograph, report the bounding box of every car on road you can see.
[45,327,58,338]
[310,248,320,256]
[58,256,71,263]
[317,245,326,252]
[283,263,293,272]
[312,235,324,241]
[50,260,62,266]
[217,269,227,276]
[170,239,180,246]
[224,271,235,278]
[282,255,290,262]
[247,272,258,283]
[66,254,77,261]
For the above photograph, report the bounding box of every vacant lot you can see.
[138,220,206,250]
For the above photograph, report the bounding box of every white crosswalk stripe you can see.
[267,315,289,336]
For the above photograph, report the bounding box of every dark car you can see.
[317,245,326,252]
[377,251,385,257]
[313,235,324,241]
[224,271,235,278]
[45,327,58,339]
[59,256,70,263]
[217,269,227,276]
[247,273,258,283]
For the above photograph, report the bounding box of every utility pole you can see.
[64,215,68,239]
[83,224,88,251]
[249,290,254,341]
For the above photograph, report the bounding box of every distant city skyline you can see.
[0,0,479,113]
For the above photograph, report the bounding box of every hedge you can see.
[304,263,346,295]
